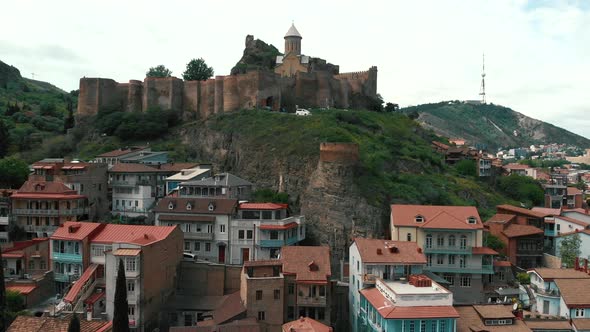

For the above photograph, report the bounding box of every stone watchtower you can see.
[284,23,302,55]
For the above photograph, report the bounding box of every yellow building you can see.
[275,23,310,77]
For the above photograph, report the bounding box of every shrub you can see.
[516,272,530,285]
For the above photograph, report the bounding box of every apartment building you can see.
[390,204,498,304]
[154,197,237,263]
[2,237,50,278]
[230,202,305,264]
[178,172,253,201]
[526,267,590,316]
[241,260,285,332]
[349,238,427,332]
[93,146,150,167]
[50,221,183,331]
[164,165,211,195]
[0,189,15,243]
[11,181,89,238]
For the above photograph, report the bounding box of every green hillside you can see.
[402,101,590,149]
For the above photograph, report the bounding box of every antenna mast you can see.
[479,53,486,104]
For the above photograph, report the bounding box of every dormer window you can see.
[168,202,175,210]
[208,202,215,211]
[415,215,425,223]
[186,203,192,211]
[467,217,477,224]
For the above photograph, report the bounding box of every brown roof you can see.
[455,305,531,332]
[109,163,158,173]
[531,268,590,281]
[572,319,590,331]
[352,238,426,264]
[7,315,110,332]
[473,305,516,319]
[154,197,238,215]
[568,187,583,196]
[486,214,517,224]
[472,247,498,255]
[494,261,512,267]
[281,246,331,283]
[282,317,332,332]
[211,291,246,325]
[97,146,147,157]
[16,181,78,195]
[524,320,572,330]
[554,215,589,227]
[555,278,590,306]
[501,224,543,238]
[159,163,200,172]
[360,288,459,319]
[496,205,548,218]
[531,207,562,216]
[503,163,531,170]
[243,260,283,267]
[558,229,590,238]
[391,205,482,229]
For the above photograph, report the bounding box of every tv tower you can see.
[479,53,486,104]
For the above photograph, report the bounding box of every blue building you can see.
[526,268,590,316]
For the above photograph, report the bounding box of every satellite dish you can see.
[513,303,518,310]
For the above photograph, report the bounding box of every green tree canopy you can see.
[455,159,477,177]
[484,233,505,251]
[182,58,214,81]
[0,119,9,158]
[146,65,172,78]
[560,233,581,268]
[0,157,29,189]
[497,174,544,207]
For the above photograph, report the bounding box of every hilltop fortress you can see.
[77,24,378,118]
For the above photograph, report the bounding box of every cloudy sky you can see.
[1,0,588,137]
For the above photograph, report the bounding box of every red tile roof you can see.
[471,247,498,255]
[281,246,331,283]
[496,205,548,218]
[494,261,512,267]
[64,264,99,303]
[7,315,110,332]
[554,215,589,227]
[7,284,37,295]
[391,205,482,230]
[530,268,590,281]
[557,228,590,238]
[91,223,178,245]
[84,291,105,305]
[258,222,298,230]
[2,251,24,258]
[531,207,562,216]
[282,317,332,332]
[154,197,237,215]
[3,238,49,254]
[503,163,531,170]
[485,214,516,224]
[353,238,427,264]
[238,203,286,210]
[12,181,85,200]
[50,222,104,241]
[568,187,583,196]
[360,288,459,319]
[501,224,543,238]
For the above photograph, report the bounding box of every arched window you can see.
[425,234,432,248]
[449,235,456,247]
[460,235,467,249]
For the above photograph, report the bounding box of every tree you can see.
[39,102,57,117]
[0,120,9,158]
[146,65,172,78]
[560,233,581,268]
[63,98,75,133]
[384,102,399,112]
[497,174,544,207]
[0,250,6,332]
[113,259,129,332]
[0,157,29,189]
[182,58,214,81]
[455,159,477,177]
[67,314,80,332]
[484,233,505,251]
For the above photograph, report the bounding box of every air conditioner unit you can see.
[23,274,30,279]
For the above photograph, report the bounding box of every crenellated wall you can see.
[76,66,377,119]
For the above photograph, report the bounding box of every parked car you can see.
[295,109,311,116]
[183,252,197,261]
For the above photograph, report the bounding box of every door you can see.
[218,245,226,264]
[241,248,250,264]
[15,260,21,276]
[543,300,550,315]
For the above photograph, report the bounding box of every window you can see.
[257,311,265,321]
[247,230,253,239]
[440,321,446,331]
[184,241,191,251]
[448,235,456,247]
[220,224,226,233]
[427,254,432,266]
[444,274,455,285]
[194,242,201,251]
[437,235,444,247]
[468,216,477,224]
[420,320,426,332]
[460,235,467,249]
[256,290,263,300]
[207,224,213,233]
[287,306,295,319]
[407,233,412,241]
[319,285,326,296]
[415,215,424,223]
[205,243,211,252]
[318,307,325,320]
[425,234,432,248]
[497,271,505,281]
[270,231,278,240]
[127,281,135,293]
[238,230,245,239]
[575,308,585,317]
[448,254,455,265]
[460,275,471,287]
[184,314,193,326]
[274,289,280,300]
[409,321,415,332]
[262,211,273,219]
[431,321,437,332]
[437,254,444,265]
[125,257,136,272]
[288,283,295,295]
[459,255,466,268]
[128,305,135,317]
[29,260,35,270]
[40,260,46,270]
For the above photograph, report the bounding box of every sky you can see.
[1,0,589,138]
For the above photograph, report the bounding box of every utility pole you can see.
[479,53,486,104]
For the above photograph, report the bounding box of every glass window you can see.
[448,235,455,247]
[270,231,279,240]
[125,258,136,272]
[288,283,295,295]
[238,230,245,239]
[262,211,273,219]
[247,230,253,239]
[274,289,280,300]
[184,242,191,251]
[205,243,211,252]
[437,235,444,247]
[448,254,455,265]
[127,281,135,293]
[437,254,444,265]
[194,242,201,251]
[256,290,262,300]
[460,235,467,249]
[257,311,265,321]
[220,224,226,233]
[460,275,471,287]
[407,233,412,241]
[425,234,432,248]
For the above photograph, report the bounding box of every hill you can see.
[0,60,76,157]
[402,101,590,149]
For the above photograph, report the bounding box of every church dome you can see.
[285,23,302,38]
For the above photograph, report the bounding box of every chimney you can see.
[417,248,422,253]
[376,248,382,255]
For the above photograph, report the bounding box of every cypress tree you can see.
[112,259,129,332]
[0,250,6,332]
[67,314,80,332]
[0,120,9,158]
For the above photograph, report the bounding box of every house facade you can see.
[526,268,590,316]
[178,172,253,201]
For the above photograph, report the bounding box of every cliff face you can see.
[0,60,22,88]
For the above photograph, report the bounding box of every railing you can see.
[424,245,472,254]
[24,225,58,233]
[363,274,377,285]
[0,216,8,225]
[530,284,560,297]
[426,264,494,274]
[259,239,286,247]
[13,208,88,216]
[110,179,152,187]
[184,232,214,240]
[53,252,83,263]
[54,273,80,283]
[297,295,327,306]
[544,229,556,237]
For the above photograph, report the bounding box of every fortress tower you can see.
[284,23,302,55]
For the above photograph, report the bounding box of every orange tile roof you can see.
[360,288,459,319]
[531,268,590,281]
[353,238,426,264]
[455,305,530,332]
[239,203,286,210]
[391,205,483,230]
[568,187,583,195]
[555,278,590,306]
[496,205,548,218]
[281,246,331,283]
[501,224,543,238]
[503,163,531,170]
[114,248,141,256]
[154,197,237,215]
[2,251,24,258]
[531,207,562,216]
[494,261,512,267]
[90,223,178,245]
[473,305,516,319]
[12,181,85,200]
[282,317,332,332]
[7,315,110,332]
[64,264,99,303]
[84,291,105,305]
[557,228,590,238]
[7,284,37,295]
[471,247,498,255]
[51,222,104,241]
[3,238,49,254]
[554,215,589,227]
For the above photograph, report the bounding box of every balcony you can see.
[13,208,88,216]
[425,264,494,274]
[260,239,285,247]
[184,232,214,240]
[24,225,58,233]
[110,179,152,187]
[285,236,300,246]
[54,272,80,283]
[424,245,472,254]
[544,229,556,237]
[363,274,377,285]
[297,295,327,306]
[530,284,560,297]
[52,252,82,263]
